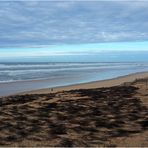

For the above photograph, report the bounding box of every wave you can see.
[0,62,144,71]
[0,62,141,69]
[0,62,148,83]
[0,64,141,75]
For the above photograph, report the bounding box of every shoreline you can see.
[0,71,148,97]
[1,71,148,146]
[19,71,148,95]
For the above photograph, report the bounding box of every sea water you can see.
[0,62,148,96]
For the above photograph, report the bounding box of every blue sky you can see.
[0,1,148,60]
[0,41,148,58]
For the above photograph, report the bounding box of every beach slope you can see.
[0,73,148,146]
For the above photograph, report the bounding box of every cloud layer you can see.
[0,1,148,47]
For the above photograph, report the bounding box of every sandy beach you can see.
[21,71,148,95]
[0,72,148,147]
[1,0,148,147]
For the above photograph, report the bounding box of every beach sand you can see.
[21,71,148,95]
[0,72,148,147]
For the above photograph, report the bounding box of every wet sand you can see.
[0,71,148,97]
[0,74,148,146]
[22,71,148,95]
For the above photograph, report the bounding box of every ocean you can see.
[0,62,148,83]
[0,62,148,96]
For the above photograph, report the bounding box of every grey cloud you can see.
[0,1,148,47]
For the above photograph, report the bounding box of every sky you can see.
[0,0,148,61]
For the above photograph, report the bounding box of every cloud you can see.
[0,1,148,47]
